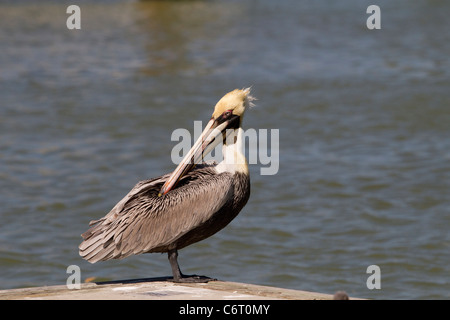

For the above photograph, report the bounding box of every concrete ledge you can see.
[0,279,343,300]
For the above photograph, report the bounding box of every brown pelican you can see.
[79,88,254,282]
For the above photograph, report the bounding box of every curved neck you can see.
[216,128,248,175]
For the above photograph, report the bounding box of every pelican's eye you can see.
[223,110,232,118]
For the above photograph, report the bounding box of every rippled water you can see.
[1,0,449,299]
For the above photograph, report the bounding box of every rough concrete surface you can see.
[0,279,340,300]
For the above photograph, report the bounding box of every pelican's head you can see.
[212,87,255,123]
[159,88,255,196]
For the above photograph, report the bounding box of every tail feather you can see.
[79,223,116,263]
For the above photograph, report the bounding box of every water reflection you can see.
[134,1,243,76]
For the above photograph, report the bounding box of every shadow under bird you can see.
[79,88,255,282]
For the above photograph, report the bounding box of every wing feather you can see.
[79,167,234,263]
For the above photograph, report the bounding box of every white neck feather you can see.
[215,128,248,175]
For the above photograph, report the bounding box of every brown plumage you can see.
[79,88,254,282]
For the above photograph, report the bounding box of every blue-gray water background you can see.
[1,0,449,299]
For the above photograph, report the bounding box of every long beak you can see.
[158,117,232,196]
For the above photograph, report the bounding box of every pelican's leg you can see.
[167,249,216,283]
[168,249,183,281]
